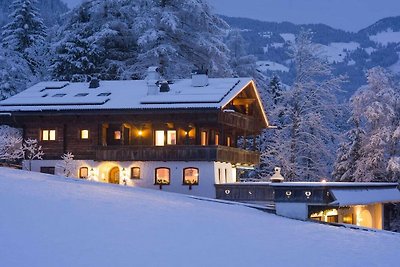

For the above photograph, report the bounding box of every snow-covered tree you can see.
[339,67,400,182]
[261,30,345,181]
[332,117,364,181]
[0,125,23,161]
[51,0,138,81]
[22,138,44,170]
[132,0,231,79]
[57,152,76,177]
[0,48,34,99]
[226,29,257,78]
[1,0,47,74]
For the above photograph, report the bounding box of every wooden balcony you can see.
[95,145,260,164]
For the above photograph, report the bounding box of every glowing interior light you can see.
[138,130,143,136]
[321,179,327,183]
[155,130,165,146]
[81,129,89,139]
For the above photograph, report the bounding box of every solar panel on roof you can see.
[75,93,89,97]
[43,82,69,90]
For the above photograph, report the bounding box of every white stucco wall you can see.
[25,160,236,198]
[275,203,309,220]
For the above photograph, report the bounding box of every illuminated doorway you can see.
[109,167,120,184]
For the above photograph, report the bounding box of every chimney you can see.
[159,81,170,92]
[270,167,284,183]
[146,66,160,95]
[191,69,209,87]
[89,77,100,88]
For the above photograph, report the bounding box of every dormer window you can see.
[75,93,89,97]
[52,93,66,97]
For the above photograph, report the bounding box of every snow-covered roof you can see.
[0,78,257,112]
[330,188,400,206]
[270,182,398,187]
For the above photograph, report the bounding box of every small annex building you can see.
[0,68,269,198]
[216,181,400,230]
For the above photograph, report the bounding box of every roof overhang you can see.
[330,188,400,206]
[222,80,269,128]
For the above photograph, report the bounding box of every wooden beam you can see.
[232,98,256,105]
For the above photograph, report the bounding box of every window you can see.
[155,168,170,186]
[226,136,231,147]
[75,93,89,97]
[218,168,222,184]
[41,129,56,141]
[155,130,165,146]
[183,168,199,188]
[79,167,88,179]
[40,167,55,174]
[42,94,48,98]
[167,130,176,145]
[80,129,89,139]
[225,169,228,183]
[52,93,66,97]
[131,167,141,179]
[114,130,121,140]
[201,131,207,146]
[215,133,219,145]
[97,92,111,97]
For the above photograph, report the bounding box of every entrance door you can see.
[109,167,120,184]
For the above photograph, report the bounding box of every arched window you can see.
[131,167,141,179]
[183,168,199,189]
[79,167,88,179]
[155,168,170,188]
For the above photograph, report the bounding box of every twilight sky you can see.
[63,0,400,32]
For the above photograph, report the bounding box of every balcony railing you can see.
[95,145,260,164]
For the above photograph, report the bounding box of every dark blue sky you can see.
[63,0,400,32]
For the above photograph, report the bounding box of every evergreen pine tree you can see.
[132,0,231,79]
[332,117,364,181]
[1,0,47,73]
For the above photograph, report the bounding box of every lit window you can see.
[167,130,176,145]
[80,129,89,139]
[75,93,88,97]
[227,136,231,147]
[114,130,121,140]
[155,168,170,186]
[215,134,219,145]
[155,130,165,146]
[42,129,56,141]
[201,131,207,146]
[79,167,88,179]
[183,168,199,188]
[52,93,66,97]
[131,167,140,179]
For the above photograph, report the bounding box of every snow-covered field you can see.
[320,42,360,63]
[370,29,400,46]
[1,168,399,267]
[257,60,289,72]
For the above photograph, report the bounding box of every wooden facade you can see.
[6,107,262,164]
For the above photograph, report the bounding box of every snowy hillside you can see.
[0,168,399,267]
[223,16,400,98]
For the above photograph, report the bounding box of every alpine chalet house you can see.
[0,68,269,197]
